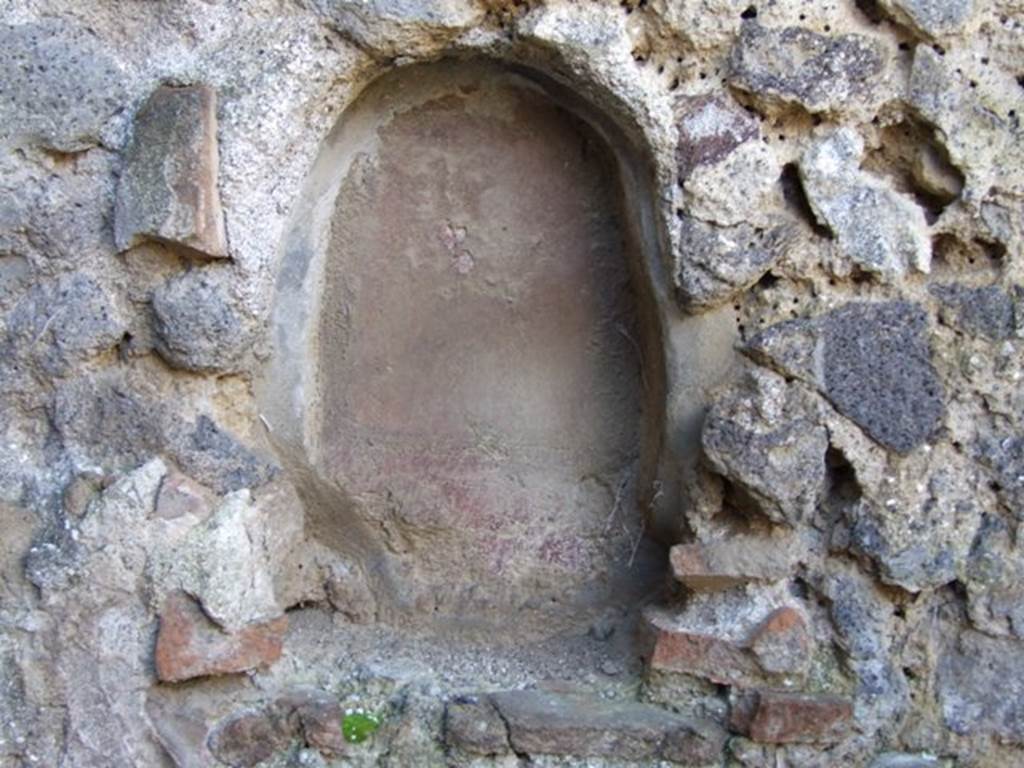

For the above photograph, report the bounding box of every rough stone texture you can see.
[938,630,1024,744]
[669,532,803,591]
[154,591,287,682]
[701,369,828,526]
[489,690,725,763]
[728,23,887,115]
[878,0,975,40]
[3,273,126,377]
[52,373,277,493]
[675,215,797,311]
[2,1,1024,766]
[731,690,853,745]
[799,129,931,280]
[747,301,945,454]
[151,268,255,373]
[0,20,127,151]
[930,282,1017,340]
[114,84,228,258]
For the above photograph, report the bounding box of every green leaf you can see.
[342,711,381,744]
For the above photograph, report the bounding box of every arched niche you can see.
[261,58,673,637]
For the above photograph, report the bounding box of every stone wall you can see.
[1,0,1023,766]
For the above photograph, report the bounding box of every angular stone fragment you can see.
[676,94,759,179]
[4,273,126,376]
[728,23,886,115]
[150,490,287,632]
[675,215,796,311]
[701,369,828,525]
[115,84,227,258]
[154,591,287,682]
[799,129,931,280]
[683,141,779,228]
[151,269,254,373]
[938,630,1024,744]
[489,690,725,763]
[445,696,509,756]
[0,21,127,151]
[669,532,803,590]
[171,415,277,494]
[930,283,1016,340]
[749,607,812,676]
[155,469,214,521]
[730,690,852,744]
[846,447,983,592]
[316,0,485,57]
[746,301,944,454]
[878,0,974,40]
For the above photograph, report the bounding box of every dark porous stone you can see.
[675,215,797,312]
[675,93,759,179]
[747,301,944,454]
[938,630,1024,744]
[151,269,254,374]
[930,282,1016,340]
[728,23,886,114]
[821,302,943,454]
[488,690,725,764]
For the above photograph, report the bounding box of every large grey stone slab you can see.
[489,690,725,764]
[115,84,227,258]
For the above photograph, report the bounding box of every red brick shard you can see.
[154,591,287,683]
[731,690,853,744]
[643,617,761,687]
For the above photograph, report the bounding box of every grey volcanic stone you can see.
[878,0,974,39]
[747,301,944,454]
[53,374,275,493]
[701,369,828,526]
[169,416,277,495]
[675,94,759,179]
[799,129,931,280]
[4,274,125,376]
[938,630,1024,744]
[728,23,886,115]
[151,269,253,373]
[115,84,227,258]
[930,283,1016,340]
[675,215,796,311]
[0,21,126,151]
[870,754,941,768]
[489,690,725,764]
[976,433,1024,518]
